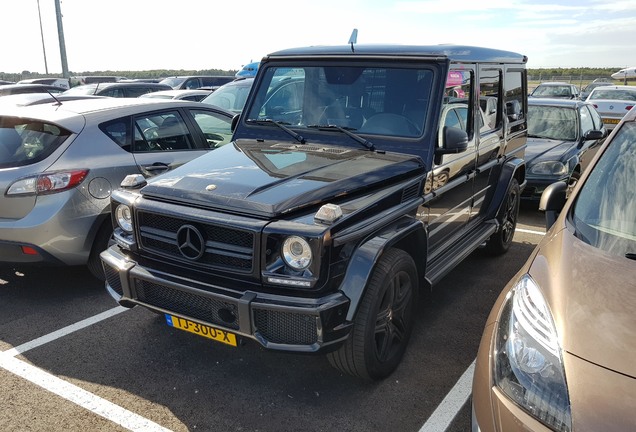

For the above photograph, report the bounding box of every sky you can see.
[2,0,635,75]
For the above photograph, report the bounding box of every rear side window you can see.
[0,117,71,168]
[100,118,131,150]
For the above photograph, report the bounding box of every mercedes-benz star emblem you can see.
[176,225,205,260]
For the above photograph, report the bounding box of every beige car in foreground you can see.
[472,106,636,431]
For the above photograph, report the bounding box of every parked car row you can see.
[2,45,635,432]
[531,81,636,129]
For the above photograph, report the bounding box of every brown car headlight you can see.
[494,274,572,432]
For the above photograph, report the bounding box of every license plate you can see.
[165,314,237,347]
[603,118,620,124]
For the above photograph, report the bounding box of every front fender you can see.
[484,157,525,220]
[337,216,426,321]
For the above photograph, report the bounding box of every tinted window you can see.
[504,69,526,126]
[571,122,636,256]
[126,86,157,97]
[246,66,435,138]
[586,104,603,130]
[479,68,501,131]
[0,117,71,168]
[132,111,194,152]
[444,70,473,137]
[579,105,594,135]
[189,109,233,148]
[101,118,131,150]
[98,87,125,97]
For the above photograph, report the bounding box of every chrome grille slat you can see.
[137,211,255,272]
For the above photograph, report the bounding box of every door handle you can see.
[143,163,170,173]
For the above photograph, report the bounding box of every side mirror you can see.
[435,126,468,165]
[583,129,604,141]
[539,181,567,230]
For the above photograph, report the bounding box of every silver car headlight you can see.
[494,274,572,432]
[281,236,312,270]
[529,161,568,176]
[115,204,133,233]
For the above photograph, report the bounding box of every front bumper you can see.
[521,176,567,201]
[100,245,352,353]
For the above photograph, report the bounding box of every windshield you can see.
[244,65,434,138]
[159,77,186,88]
[62,85,99,95]
[532,85,572,97]
[527,105,578,140]
[571,122,636,257]
[589,88,636,101]
[202,80,253,114]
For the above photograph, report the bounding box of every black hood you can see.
[525,137,576,164]
[140,139,426,218]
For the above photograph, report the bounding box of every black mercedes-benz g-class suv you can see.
[101,44,528,380]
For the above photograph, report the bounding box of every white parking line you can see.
[417,226,544,431]
[516,227,545,236]
[0,306,170,432]
[3,306,128,357]
[418,360,475,432]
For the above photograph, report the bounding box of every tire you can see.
[484,178,520,256]
[327,248,418,380]
[87,221,114,281]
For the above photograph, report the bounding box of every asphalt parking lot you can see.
[0,205,546,432]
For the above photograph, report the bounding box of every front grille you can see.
[104,264,123,296]
[134,279,240,330]
[136,211,255,272]
[253,308,317,345]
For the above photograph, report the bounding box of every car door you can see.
[131,109,209,177]
[424,68,477,252]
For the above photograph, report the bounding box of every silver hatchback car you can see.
[0,97,234,279]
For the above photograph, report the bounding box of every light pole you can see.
[37,0,49,74]
[54,0,69,78]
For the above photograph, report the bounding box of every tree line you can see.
[0,67,623,85]
[0,68,238,83]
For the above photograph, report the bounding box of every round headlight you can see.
[282,236,312,270]
[115,204,133,233]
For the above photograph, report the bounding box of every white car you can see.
[585,85,636,129]
[139,89,213,102]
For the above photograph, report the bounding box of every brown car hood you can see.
[528,225,636,378]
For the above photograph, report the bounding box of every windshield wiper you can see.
[246,118,306,144]
[626,253,636,260]
[307,124,376,151]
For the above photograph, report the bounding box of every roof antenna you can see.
[45,89,63,106]
[348,29,358,53]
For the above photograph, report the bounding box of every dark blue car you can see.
[523,98,607,201]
